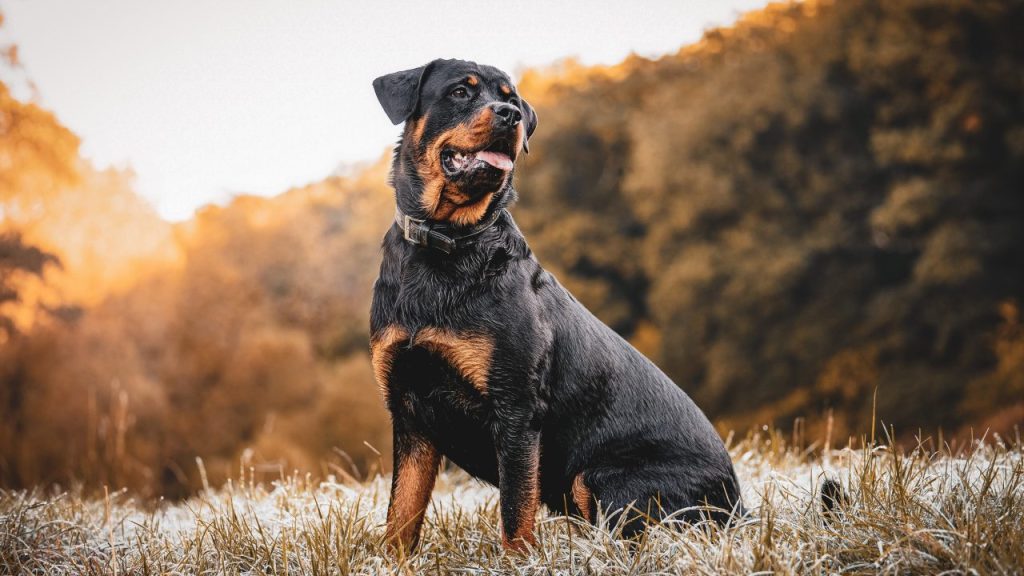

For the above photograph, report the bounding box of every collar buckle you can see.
[402,214,425,245]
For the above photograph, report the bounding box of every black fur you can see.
[373,62,435,125]
[370,58,743,551]
[821,478,849,517]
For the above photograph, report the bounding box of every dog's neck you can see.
[393,205,507,254]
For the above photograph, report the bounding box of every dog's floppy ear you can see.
[372,61,436,125]
[519,97,538,154]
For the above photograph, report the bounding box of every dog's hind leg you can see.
[580,464,743,539]
[570,467,661,539]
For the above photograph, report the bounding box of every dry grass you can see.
[2,430,1022,575]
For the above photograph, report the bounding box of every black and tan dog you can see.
[370,58,743,553]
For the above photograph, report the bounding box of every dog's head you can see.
[373,59,537,226]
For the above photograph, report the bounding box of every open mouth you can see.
[441,138,516,176]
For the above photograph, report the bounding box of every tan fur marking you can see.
[572,473,593,522]
[413,328,493,394]
[466,75,479,86]
[500,83,511,95]
[503,444,541,550]
[417,108,507,225]
[371,325,410,396]
[420,175,445,217]
[408,115,427,148]
[385,440,440,551]
[445,192,494,226]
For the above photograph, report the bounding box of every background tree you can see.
[516,0,1024,441]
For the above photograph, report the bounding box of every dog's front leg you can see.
[495,422,541,552]
[385,427,440,554]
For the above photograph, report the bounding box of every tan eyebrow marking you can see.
[500,84,511,95]
[466,75,479,86]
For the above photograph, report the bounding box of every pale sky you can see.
[4,0,767,221]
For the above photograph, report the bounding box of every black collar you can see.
[394,208,505,254]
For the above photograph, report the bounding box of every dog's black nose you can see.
[491,102,522,127]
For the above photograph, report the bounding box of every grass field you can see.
[2,431,1022,575]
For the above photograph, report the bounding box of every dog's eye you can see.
[450,87,470,99]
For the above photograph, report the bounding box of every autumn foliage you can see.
[1,0,1022,497]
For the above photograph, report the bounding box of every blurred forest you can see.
[1,0,1022,497]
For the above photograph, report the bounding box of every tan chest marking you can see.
[371,325,410,395]
[413,327,493,394]
[371,325,494,395]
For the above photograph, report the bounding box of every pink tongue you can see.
[475,150,514,171]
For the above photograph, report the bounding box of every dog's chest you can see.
[371,324,496,399]
[371,323,499,475]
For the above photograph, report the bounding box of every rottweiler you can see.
[370,58,743,553]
